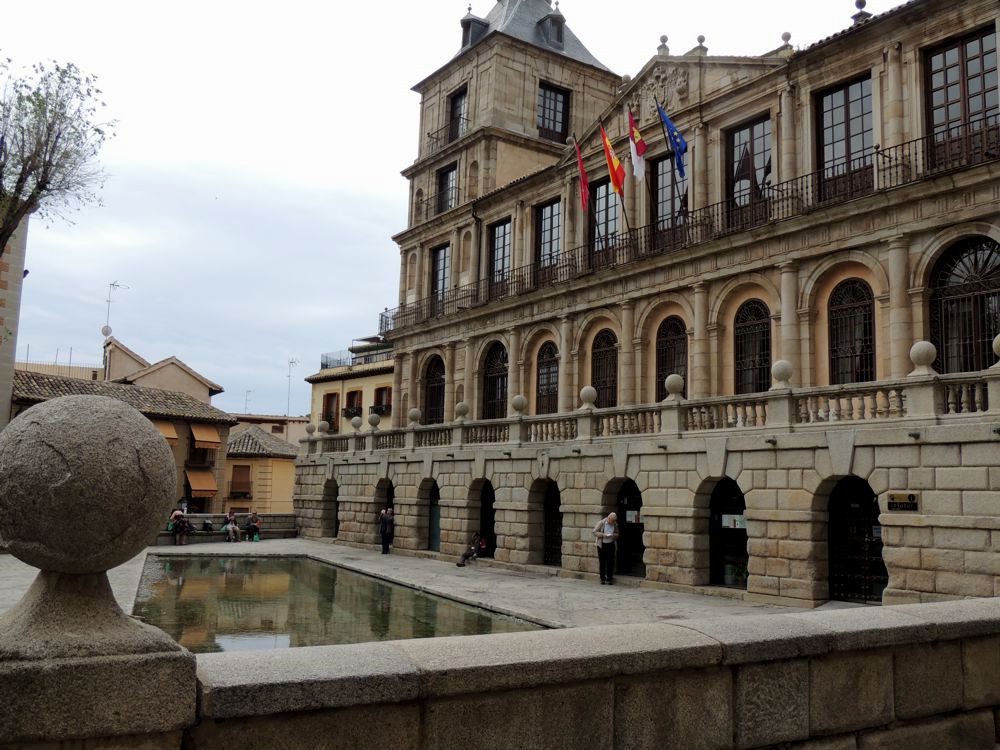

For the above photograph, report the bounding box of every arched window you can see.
[655,316,688,400]
[535,342,559,414]
[591,329,618,408]
[733,299,771,394]
[828,279,875,384]
[423,356,446,424]
[481,342,509,420]
[930,236,1000,373]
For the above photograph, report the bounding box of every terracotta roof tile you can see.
[227,425,299,458]
[12,370,237,425]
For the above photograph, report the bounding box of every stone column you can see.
[562,178,576,250]
[559,315,574,413]
[391,358,404,428]
[406,351,419,416]
[884,42,904,148]
[450,228,461,289]
[633,335,646,404]
[463,338,476,413]
[514,201,526,269]
[779,262,800,385]
[888,236,913,378]
[398,252,406,306]
[691,283,710,398]
[779,87,796,183]
[693,124,708,211]
[414,243,425,299]
[619,302,636,406]
[507,327,521,412]
[471,221,482,288]
[443,342,456,422]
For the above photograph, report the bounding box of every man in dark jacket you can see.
[379,508,395,554]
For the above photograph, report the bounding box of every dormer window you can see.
[539,9,565,50]
[461,14,490,48]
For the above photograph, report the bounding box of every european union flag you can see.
[656,102,688,179]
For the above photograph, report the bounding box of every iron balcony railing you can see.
[320,349,392,370]
[342,406,363,419]
[426,116,470,156]
[381,117,1000,336]
[370,403,392,417]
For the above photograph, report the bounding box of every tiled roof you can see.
[12,370,237,425]
[799,0,922,55]
[227,425,299,458]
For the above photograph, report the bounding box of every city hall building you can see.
[296,0,1000,606]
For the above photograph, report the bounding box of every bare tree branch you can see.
[0,58,115,256]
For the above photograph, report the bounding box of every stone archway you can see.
[375,478,394,511]
[418,478,441,552]
[708,477,748,589]
[826,475,886,604]
[529,478,562,566]
[602,478,645,578]
[468,479,497,558]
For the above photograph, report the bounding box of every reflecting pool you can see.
[133,556,540,652]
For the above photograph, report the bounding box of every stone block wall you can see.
[188,600,1000,750]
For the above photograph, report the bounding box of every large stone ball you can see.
[910,340,937,368]
[0,395,176,574]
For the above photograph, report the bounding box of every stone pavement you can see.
[0,538,833,626]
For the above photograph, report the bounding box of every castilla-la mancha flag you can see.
[628,109,648,180]
[599,124,626,197]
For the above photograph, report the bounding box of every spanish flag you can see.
[599,124,626,197]
[628,109,648,180]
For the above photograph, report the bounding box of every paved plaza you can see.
[0,538,863,628]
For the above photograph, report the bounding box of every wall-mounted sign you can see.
[721,514,747,529]
[887,492,919,512]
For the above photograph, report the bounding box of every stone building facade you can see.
[296,0,1000,606]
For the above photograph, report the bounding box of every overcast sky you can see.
[4,0,898,417]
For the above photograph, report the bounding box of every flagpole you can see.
[654,96,675,178]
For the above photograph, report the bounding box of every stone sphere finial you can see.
[305,423,316,435]
[317,420,329,434]
[908,340,938,377]
[350,416,363,432]
[665,374,685,399]
[993,333,1000,359]
[855,0,866,9]
[0,395,176,574]
[455,401,469,421]
[408,407,422,425]
[781,31,791,44]
[580,385,598,408]
[657,35,669,55]
[368,413,381,430]
[512,394,528,415]
[697,34,706,45]
[771,360,793,389]
[100,324,112,338]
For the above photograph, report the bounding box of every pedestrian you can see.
[456,532,482,567]
[224,509,240,542]
[379,507,395,554]
[592,511,619,585]
[245,511,262,542]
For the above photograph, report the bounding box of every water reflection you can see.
[133,556,539,653]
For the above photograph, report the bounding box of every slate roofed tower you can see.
[393,1,621,329]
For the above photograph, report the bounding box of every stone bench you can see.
[155,513,297,545]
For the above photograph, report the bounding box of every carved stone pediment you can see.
[628,64,690,122]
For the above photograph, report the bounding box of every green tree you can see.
[0,58,114,256]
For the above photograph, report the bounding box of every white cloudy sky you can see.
[5,0,898,416]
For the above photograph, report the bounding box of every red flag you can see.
[600,124,626,197]
[574,138,590,211]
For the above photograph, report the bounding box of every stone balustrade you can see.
[301,341,1000,456]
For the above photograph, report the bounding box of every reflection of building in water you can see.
[135,557,536,652]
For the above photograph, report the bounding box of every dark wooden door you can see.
[710,479,748,588]
[616,481,645,578]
